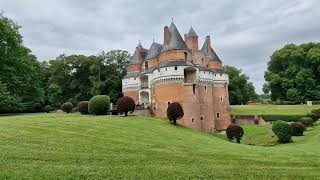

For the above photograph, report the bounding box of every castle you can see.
[122,22,231,132]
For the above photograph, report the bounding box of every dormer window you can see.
[145,61,148,69]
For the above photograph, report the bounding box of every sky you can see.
[1,0,320,93]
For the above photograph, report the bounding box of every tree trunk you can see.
[125,112,128,116]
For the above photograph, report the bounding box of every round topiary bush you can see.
[290,122,305,136]
[167,102,184,125]
[310,109,320,121]
[61,102,73,113]
[299,117,314,127]
[116,96,135,116]
[77,101,89,114]
[42,105,53,113]
[226,124,244,143]
[306,112,319,122]
[88,95,110,115]
[272,120,292,143]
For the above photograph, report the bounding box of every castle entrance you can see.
[139,91,150,108]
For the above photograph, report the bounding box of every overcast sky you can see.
[1,0,320,93]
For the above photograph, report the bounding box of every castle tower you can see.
[122,21,231,131]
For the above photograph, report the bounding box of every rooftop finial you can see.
[171,17,173,22]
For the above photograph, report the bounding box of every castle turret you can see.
[202,35,222,68]
[185,26,199,51]
[158,22,190,62]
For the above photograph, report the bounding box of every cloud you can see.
[1,0,319,93]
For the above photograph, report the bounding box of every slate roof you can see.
[156,60,193,69]
[188,27,198,37]
[145,42,162,60]
[129,42,148,65]
[161,22,189,52]
[201,38,221,61]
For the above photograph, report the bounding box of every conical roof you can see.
[129,42,147,65]
[188,26,198,37]
[202,38,221,61]
[161,22,189,52]
[146,42,162,60]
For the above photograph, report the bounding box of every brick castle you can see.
[122,22,231,132]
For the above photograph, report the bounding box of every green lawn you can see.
[231,104,320,115]
[0,113,320,179]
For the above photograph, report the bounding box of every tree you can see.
[0,13,44,112]
[116,96,135,116]
[264,43,320,102]
[0,81,23,113]
[166,102,184,125]
[226,124,244,143]
[47,84,63,108]
[224,65,257,105]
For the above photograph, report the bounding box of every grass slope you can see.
[0,113,320,179]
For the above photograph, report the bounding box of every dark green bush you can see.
[116,96,135,116]
[42,105,53,113]
[88,95,110,115]
[261,115,304,122]
[299,117,314,127]
[290,122,304,136]
[72,107,78,113]
[306,112,319,122]
[310,109,320,121]
[77,101,89,114]
[226,124,244,143]
[61,102,73,113]
[272,120,292,143]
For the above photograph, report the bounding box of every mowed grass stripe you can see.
[0,113,319,179]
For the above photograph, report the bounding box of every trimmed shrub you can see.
[226,124,244,143]
[299,117,314,127]
[306,112,319,122]
[272,120,292,143]
[61,102,73,113]
[42,105,53,113]
[310,109,320,121]
[261,115,304,122]
[116,96,135,116]
[167,102,184,125]
[290,122,305,136]
[77,101,89,114]
[71,107,78,113]
[88,95,110,115]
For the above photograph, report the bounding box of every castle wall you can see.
[123,91,139,103]
[212,84,231,130]
[158,50,190,62]
[127,64,141,72]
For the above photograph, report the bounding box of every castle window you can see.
[193,84,196,94]
[205,86,207,91]
[201,58,204,65]
[168,102,170,105]
[216,112,220,119]
[192,118,195,124]
[165,68,167,71]
[220,73,223,76]
[220,96,223,102]
[175,66,177,70]
[214,74,216,77]
[134,77,136,80]
[200,116,203,120]
[158,69,160,72]
[184,52,187,61]
[145,61,148,69]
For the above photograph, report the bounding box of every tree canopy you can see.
[0,13,44,113]
[264,43,320,102]
[224,65,257,105]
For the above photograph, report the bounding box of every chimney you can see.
[206,35,212,54]
[134,47,141,63]
[163,26,170,45]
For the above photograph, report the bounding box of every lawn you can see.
[231,104,320,115]
[0,113,320,179]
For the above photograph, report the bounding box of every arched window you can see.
[191,118,195,124]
